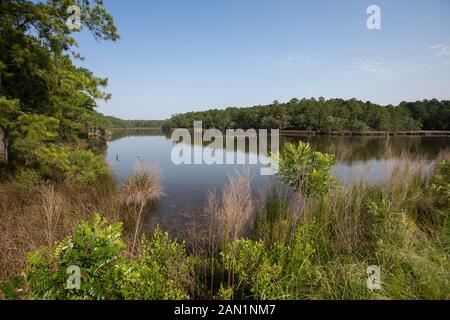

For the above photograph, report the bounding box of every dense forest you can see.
[93,98,450,134]
[162,98,450,132]
[0,0,118,169]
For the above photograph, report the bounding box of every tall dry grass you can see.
[202,170,254,248]
[0,163,164,293]
[183,170,254,298]
[40,185,64,247]
[118,163,164,255]
[0,175,117,287]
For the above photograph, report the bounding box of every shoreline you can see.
[106,127,450,137]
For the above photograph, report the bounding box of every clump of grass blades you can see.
[119,163,164,255]
[0,173,120,290]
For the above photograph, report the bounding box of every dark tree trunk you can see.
[0,126,8,163]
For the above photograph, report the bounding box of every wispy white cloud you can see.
[332,58,402,78]
[273,53,318,70]
[429,44,450,67]
[244,52,322,70]
[430,44,450,57]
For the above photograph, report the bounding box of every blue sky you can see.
[73,0,450,120]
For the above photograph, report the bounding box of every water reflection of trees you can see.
[90,130,170,156]
[109,129,169,142]
[283,136,450,162]
[175,134,450,163]
[109,131,449,164]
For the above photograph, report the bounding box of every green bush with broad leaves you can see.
[220,239,282,300]
[3,214,193,300]
[109,229,192,300]
[275,142,337,197]
[16,214,125,300]
[218,225,322,300]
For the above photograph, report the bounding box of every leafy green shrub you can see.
[263,224,324,300]
[37,144,71,179]
[220,239,282,299]
[67,149,109,185]
[11,114,60,165]
[38,144,108,185]
[109,228,192,300]
[276,142,337,197]
[13,169,41,190]
[3,215,193,300]
[15,214,125,300]
[0,96,19,126]
[284,225,317,276]
[221,239,266,286]
[214,285,234,300]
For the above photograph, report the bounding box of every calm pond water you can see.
[106,131,450,235]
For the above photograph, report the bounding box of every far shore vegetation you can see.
[92,97,450,135]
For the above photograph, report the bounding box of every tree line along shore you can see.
[95,98,450,135]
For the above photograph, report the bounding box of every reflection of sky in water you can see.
[332,159,435,185]
[107,135,448,235]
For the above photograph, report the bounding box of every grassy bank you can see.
[0,149,449,300]
[0,164,162,296]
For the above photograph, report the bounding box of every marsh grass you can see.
[184,170,255,298]
[119,163,164,255]
[260,150,449,299]
[1,148,449,300]
[0,164,164,292]
[188,149,450,300]
[0,175,117,287]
